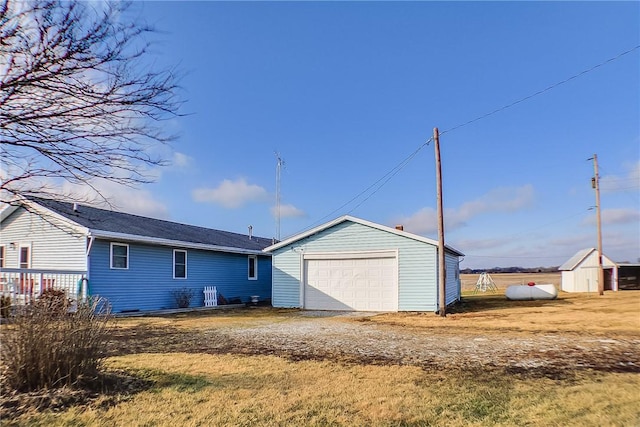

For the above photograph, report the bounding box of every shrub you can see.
[0,297,111,392]
[0,295,10,318]
[172,287,194,308]
[35,288,70,316]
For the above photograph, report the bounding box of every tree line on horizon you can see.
[461,266,561,274]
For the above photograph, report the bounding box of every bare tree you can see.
[0,0,182,205]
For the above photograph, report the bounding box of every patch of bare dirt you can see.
[0,370,153,420]
[106,310,640,380]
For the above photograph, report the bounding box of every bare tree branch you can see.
[0,0,183,205]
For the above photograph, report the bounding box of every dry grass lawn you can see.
[3,276,640,426]
[373,287,640,337]
[11,353,640,427]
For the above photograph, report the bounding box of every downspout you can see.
[84,234,95,301]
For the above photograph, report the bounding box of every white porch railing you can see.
[0,268,88,305]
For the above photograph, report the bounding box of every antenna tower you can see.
[275,153,285,240]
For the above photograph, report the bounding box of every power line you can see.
[440,45,640,136]
[295,45,639,235]
[298,137,433,233]
[346,139,431,215]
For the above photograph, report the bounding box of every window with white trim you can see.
[248,255,257,280]
[19,245,30,269]
[0,246,5,268]
[173,249,187,279]
[110,243,129,269]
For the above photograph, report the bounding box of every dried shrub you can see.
[0,297,111,392]
[0,295,10,319]
[35,288,70,316]
[172,288,194,308]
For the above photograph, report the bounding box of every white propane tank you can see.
[505,284,558,300]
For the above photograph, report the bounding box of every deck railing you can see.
[0,268,88,305]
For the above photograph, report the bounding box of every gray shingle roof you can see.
[32,198,273,252]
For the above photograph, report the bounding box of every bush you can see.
[0,295,10,318]
[0,297,111,392]
[172,287,194,308]
[36,288,70,316]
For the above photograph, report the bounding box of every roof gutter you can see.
[89,229,269,256]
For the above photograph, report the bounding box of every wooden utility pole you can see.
[434,127,447,317]
[591,154,605,295]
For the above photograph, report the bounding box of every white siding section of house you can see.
[272,221,442,311]
[0,207,86,270]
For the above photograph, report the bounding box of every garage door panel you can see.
[304,254,398,311]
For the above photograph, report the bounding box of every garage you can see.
[265,215,464,312]
[304,251,398,311]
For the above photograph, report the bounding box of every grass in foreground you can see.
[7,353,639,427]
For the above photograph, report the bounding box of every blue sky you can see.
[87,1,639,269]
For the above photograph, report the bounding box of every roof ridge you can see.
[28,196,272,243]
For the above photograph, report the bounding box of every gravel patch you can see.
[202,315,640,377]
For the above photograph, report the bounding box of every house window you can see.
[19,246,30,269]
[174,250,187,279]
[110,243,129,269]
[0,246,4,268]
[248,255,257,280]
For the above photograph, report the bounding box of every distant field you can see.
[461,272,560,292]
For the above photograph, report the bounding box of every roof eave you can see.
[263,215,464,256]
[89,229,269,256]
[4,198,89,236]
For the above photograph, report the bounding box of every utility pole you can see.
[434,127,447,317]
[590,154,605,295]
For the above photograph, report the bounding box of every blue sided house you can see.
[0,198,272,313]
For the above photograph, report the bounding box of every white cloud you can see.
[61,179,169,219]
[395,185,535,234]
[450,237,513,252]
[600,161,640,193]
[192,178,268,209]
[582,208,640,226]
[271,203,306,219]
[172,152,193,169]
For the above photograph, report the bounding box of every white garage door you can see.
[304,252,398,311]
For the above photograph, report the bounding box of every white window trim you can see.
[173,249,187,279]
[19,243,31,269]
[110,242,129,270]
[248,255,257,280]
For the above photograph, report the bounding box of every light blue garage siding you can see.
[445,251,461,305]
[271,221,441,311]
[89,239,271,313]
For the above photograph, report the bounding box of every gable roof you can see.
[17,198,272,255]
[558,248,597,271]
[263,215,464,256]
[558,248,618,271]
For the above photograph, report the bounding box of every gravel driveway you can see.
[111,310,640,379]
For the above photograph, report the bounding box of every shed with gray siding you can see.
[264,216,464,312]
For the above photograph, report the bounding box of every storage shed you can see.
[559,248,617,292]
[264,216,464,312]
